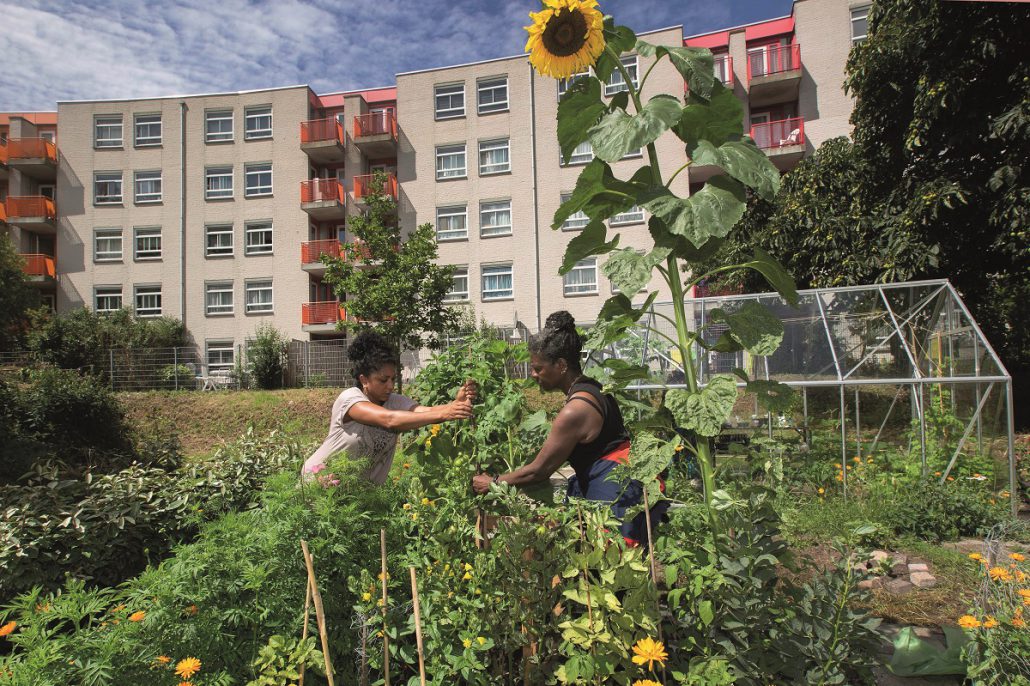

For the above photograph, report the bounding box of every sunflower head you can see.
[525,0,605,79]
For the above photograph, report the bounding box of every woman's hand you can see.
[440,399,474,421]
[472,473,494,494]
[455,379,478,403]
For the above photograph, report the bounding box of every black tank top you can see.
[565,377,630,488]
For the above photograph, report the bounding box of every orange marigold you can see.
[129,611,146,622]
[957,615,981,630]
[988,566,1013,582]
[0,621,16,637]
[175,657,201,679]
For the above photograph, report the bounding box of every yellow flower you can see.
[988,566,1013,582]
[179,682,195,686]
[464,563,474,571]
[1010,553,1026,562]
[1019,589,1030,599]
[1016,570,1028,582]
[463,638,472,648]
[403,462,411,469]
[430,424,441,437]
[633,681,662,686]
[156,655,172,664]
[0,621,16,637]
[183,604,198,616]
[630,636,668,671]
[834,463,842,469]
[817,487,825,495]
[969,553,984,562]
[175,657,202,680]
[934,471,942,477]
[129,611,146,622]
[946,476,954,482]
[958,615,981,630]
[411,513,418,521]
[475,588,482,595]
[853,457,861,463]
[463,571,473,581]
[477,636,486,645]
[866,457,874,463]
[836,475,843,482]
[1012,617,1026,628]
[377,598,385,607]
[421,497,430,506]
[982,616,999,629]
[362,592,372,602]
[524,0,605,80]
[403,503,412,510]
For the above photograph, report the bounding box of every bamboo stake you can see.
[301,540,336,686]
[642,486,666,683]
[298,571,313,686]
[380,529,391,686]
[409,567,428,686]
[576,505,594,631]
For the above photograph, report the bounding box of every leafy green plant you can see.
[245,634,324,686]
[879,478,1009,542]
[247,323,288,390]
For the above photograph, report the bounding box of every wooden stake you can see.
[301,540,336,686]
[298,572,312,686]
[380,529,391,686]
[576,504,594,631]
[642,487,666,682]
[409,567,428,686]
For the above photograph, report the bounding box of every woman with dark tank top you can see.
[472,311,666,546]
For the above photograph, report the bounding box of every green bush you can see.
[247,323,288,390]
[878,478,1010,542]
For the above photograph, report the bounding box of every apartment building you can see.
[2,0,864,359]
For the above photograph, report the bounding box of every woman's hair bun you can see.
[545,310,576,333]
[348,330,393,363]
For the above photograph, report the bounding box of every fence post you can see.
[174,347,179,391]
[109,349,115,390]
[306,342,311,388]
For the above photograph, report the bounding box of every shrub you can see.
[879,478,1010,542]
[247,323,288,390]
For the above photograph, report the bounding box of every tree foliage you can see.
[0,234,41,351]
[322,171,460,352]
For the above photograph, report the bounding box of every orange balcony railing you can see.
[747,43,801,81]
[300,118,344,144]
[20,254,56,278]
[0,202,6,224]
[353,111,397,139]
[8,138,58,163]
[302,300,346,326]
[300,179,345,203]
[749,117,805,150]
[301,239,343,264]
[6,196,56,220]
[0,139,7,164]
[353,173,397,200]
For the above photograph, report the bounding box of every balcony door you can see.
[747,38,790,78]
[749,112,771,149]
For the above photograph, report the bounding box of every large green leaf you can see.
[642,175,747,248]
[594,21,637,82]
[602,247,670,295]
[584,291,658,352]
[552,160,651,230]
[636,41,715,101]
[665,374,738,437]
[597,291,658,323]
[747,380,796,413]
[888,626,968,677]
[557,78,605,165]
[598,358,650,391]
[588,94,683,162]
[648,217,726,262]
[690,139,781,202]
[710,301,784,355]
[559,220,619,275]
[747,248,799,306]
[675,81,743,148]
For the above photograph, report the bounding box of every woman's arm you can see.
[413,380,477,413]
[347,399,472,432]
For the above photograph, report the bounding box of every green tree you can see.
[0,233,41,350]
[247,322,288,389]
[322,170,460,355]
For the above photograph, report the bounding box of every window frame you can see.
[244,162,272,197]
[94,115,123,148]
[479,199,512,237]
[133,113,162,147]
[478,138,511,175]
[205,165,234,200]
[133,170,162,204]
[563,139,594,166]
[481,263,514,301]
[93,228,123,262]
[604,55,639,96]
[205,224,234,257]
[609,205,645,226]
[560,192,590,231]
[435,143,467,180]
[205,281,235,316]
[134,285,162,318]
[244,220,273,255]
[563,257,599,296]
[94,286,123,313]
[206,340,235,372]
[133,226,162,261]
[444,266,470,303]
[244,279,274,314]
[477,77,509,114]
[94,171,123,205]
[851,6,870,44]
[434,83,465,120]
[205,109,234,143]
[558,69,591,100]
[436,204,468,242]
[244,105,273,140]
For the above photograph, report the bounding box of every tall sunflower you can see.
[524,0,605,79]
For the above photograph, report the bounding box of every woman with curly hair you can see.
[303,330,475,484]
[472,311,665,546]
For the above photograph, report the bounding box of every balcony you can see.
[7,138,58,180]
[300,118,346,164]
[0,140,8,180]
[353,172,398,206]
[352,111,397,158]
[746,43,801,107]
[750,117,805,170]
[6,196,57,233]
[301,239,343,276]
[20,253,56,286]
[300,179,347,220]
[302,300,346,333]
[0,200,6,224]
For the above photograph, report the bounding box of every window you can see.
[94,286,122,313]
[94,115,123,148]
[94,172,123,205]
[479,138,510,175]
[434,83,465,119]
[134,170,162,203]
[851,6,870,44]
[244,105,272,139]
[205,224,234,257]
[205,166,233,199]
[477,77,508,114]
[245,221,273,254]
[444,267,469,302]
[245,279,274,313]
[244,162,272,197]
[134,285,162,317]
[205,282,234,315]
[610,205,645,225]
[480,200,512,237]
[205,110,233,142]
[134,227,162,260]
[206,341,235,371]
[481,264,513,301]
[563,140,593,166]
[558,69,591,99]
[560,193,589,230]
[94,228,123,262]
[713,53,732,84]
[436,205,468,241]
[436,144,467,180]
[621,148,643,160]
[134,114,161,146]
[564,258,598,295]
[604,56,639,96]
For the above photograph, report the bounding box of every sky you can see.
[0,0,793,111]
